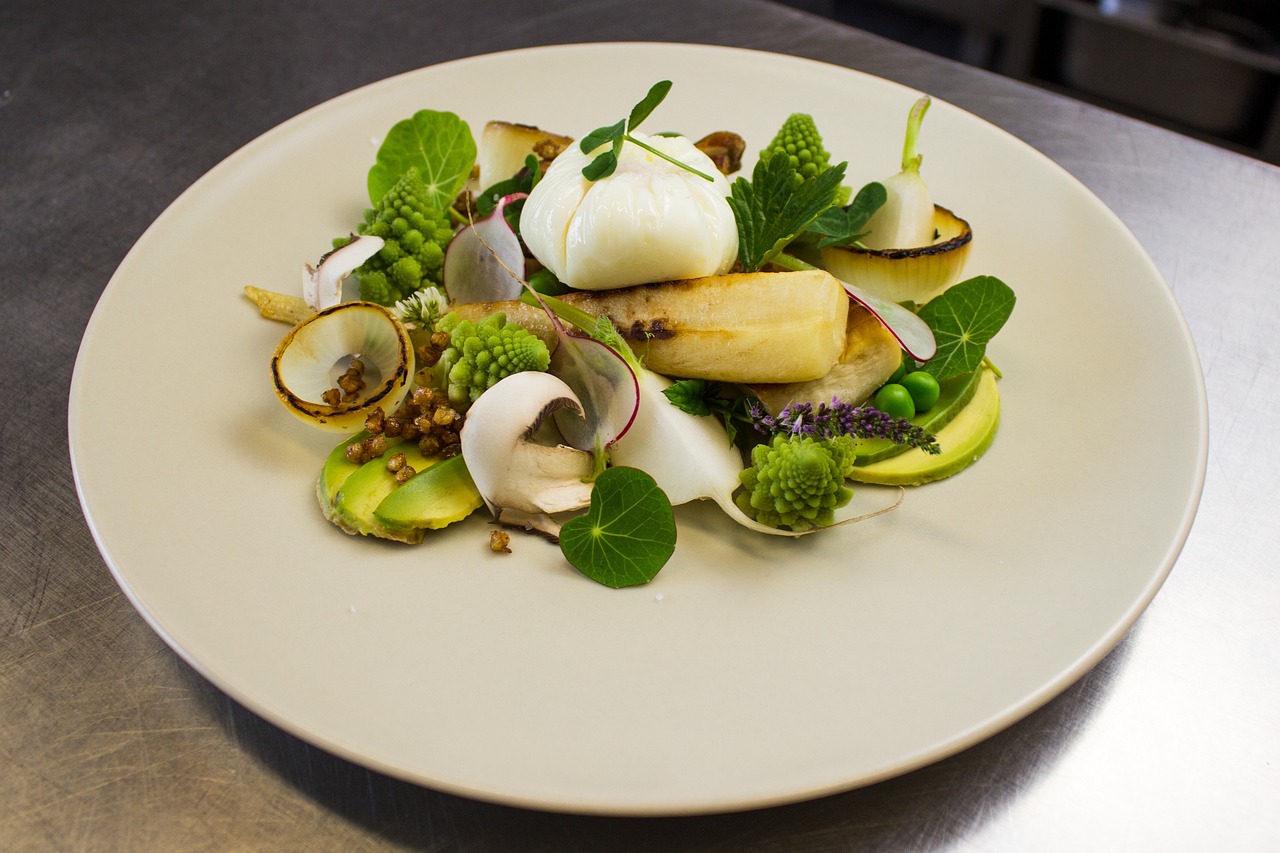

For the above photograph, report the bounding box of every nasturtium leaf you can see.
[727,152,847,272]
[917,275,1016,380]
[627,80,673,131]
[560,467,676,588]
[368,110,476,210]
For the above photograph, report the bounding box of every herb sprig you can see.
[806,181,888,248]
[727,152,847,272]
[579,81,715,183]
[748,398,941,455]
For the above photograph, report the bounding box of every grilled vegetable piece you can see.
[749,301,901,412]
[449,270,850,384]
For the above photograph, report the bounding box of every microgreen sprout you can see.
[748,398,941,455]
[579,80,716,183]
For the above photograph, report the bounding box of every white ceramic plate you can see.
[69,43,1207,815]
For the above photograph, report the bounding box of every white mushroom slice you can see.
[302,234,384,312]
[460,371,594,518]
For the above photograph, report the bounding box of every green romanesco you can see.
[434,312,551,405]
[761,113,834,189]
[735,434,853,532]
[821,434,858,479]
[336,167,455,306]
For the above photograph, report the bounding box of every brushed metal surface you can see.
[2,0,1275,848]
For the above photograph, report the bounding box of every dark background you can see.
[777,0,1280,163]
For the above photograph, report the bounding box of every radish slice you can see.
[549,331,641,451]
[442,193,527,304]
[838,278,937,362]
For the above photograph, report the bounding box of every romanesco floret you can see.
[434,312,551,405]
[761,113,833,189]
[735,435,853,531]
[822,434,858,479]
[336,167,455,306]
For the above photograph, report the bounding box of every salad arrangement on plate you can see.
[246,81,1015,588]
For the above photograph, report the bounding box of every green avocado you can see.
[852,367,983,466]
[374,453,484,534]
[847,368,1000,486]
[330,441,436,542]
[319,431,379,509]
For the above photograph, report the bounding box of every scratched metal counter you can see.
[2,0,1277,848]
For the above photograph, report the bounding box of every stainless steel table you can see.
[3,0,1276,848]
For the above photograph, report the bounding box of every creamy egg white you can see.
[519,132,738,291]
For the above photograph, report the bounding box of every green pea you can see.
[888,353,908,384]
[901,371,940,412]
[874,383,916,419]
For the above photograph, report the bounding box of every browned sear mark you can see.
[625,319,675,341]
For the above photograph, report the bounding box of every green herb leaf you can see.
[727,153,847,272]
[662,379,715,417]
[579,119,626,155]
[367,110,476,209]
[808,181,888,248]
[917,275,1016,380]
[627,80,673,131]
[582,147,619,181]
[661,380,752,445]
[476,153,542,218]
[560,467,676,588]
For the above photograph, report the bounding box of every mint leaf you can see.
[560,467,676,588]
[368,110,476,209]
[808,181,887,248]
[727,153,847,272]
[917,275,1016,380]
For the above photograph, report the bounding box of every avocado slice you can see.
[318,431,378,509]
[374,453,484,534]
[330,442,436,542]
[847,368,1000,486]
[851,367,983,466]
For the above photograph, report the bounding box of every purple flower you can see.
[748,397,940,455]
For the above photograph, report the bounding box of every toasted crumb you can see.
[489,530,512,554]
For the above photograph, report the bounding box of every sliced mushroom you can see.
[459,371,594,525]
[302,234,384,312]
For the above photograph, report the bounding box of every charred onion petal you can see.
[460,371,594,518]
[821,205,972,312]
[442,193,528,304]
[302,234,384,312]
[271,301,412,432]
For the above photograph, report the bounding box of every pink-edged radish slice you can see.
[837,277,937,362]
[442,193,527,304]
[549,331,641,452]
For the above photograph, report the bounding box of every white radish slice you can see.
[549,331,641,452]
[442,193,527,304]
[838,279,937,362]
